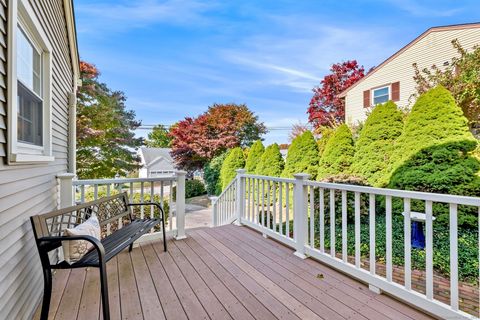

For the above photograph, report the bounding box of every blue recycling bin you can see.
[402,211,435,250]
[411,221,425,249]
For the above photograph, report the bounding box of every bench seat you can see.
[56,218,160,268]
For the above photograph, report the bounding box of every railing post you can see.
[235,169,246,226]
[175,171,187,240]
[210,196,219,227]
[293,173,310,259]
[57,173,75,208]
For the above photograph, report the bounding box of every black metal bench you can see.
[30,192,166,320]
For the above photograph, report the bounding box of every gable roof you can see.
[140,148,174,166]
[338,22,480,98]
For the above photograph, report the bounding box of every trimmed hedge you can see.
[255,143,284,176]
[245,140,264,173]
[204,152,228,195]
[351,101,404,186]
[317,127,335,157]
[282,131,319,179]
[220,147,245,190]
[173,179,207,199]
[387,86,480,226]
[317,124,355,180]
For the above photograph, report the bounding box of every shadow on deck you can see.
[35,225,434,320]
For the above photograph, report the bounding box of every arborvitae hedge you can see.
[245,140,264,173]
[388,86,480,226]
[317,124,355,180]
[317,127,335,157]
[255,143,284,176]
[350,101,404,186]
[282,131,319,179]
[204,152,228,195]
[220,147,245,190]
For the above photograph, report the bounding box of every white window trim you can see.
[371,85,391,106]
[7,0,53,164]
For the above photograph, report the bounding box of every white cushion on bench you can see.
[62,215,101,264]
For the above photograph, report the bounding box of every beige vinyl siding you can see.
[345,27,480,124]
[0,0,74,319]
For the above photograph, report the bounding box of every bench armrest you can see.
[127,202,165,220]
[38,235,105,262]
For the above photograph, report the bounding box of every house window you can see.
[17,28,43,146]
[8,0,53,163]
[372,86,389,105]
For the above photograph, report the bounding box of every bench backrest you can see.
[31,192,131,240]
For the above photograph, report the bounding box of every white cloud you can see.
[76,0,218,33]
[386,0,463,17]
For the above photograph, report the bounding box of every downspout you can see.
[68,87,77,174]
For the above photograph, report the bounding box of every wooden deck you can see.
[38,225,434,320]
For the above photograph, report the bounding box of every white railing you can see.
[57,171,187,242]
[211,172,239,226]
[224,170,480,320]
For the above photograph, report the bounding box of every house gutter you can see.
[64,0,80,174]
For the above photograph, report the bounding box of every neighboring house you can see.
[340,23,480,125]
[0,0,79,319]
[139,147,176,178]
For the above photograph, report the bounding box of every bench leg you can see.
[99,263,110,320]
[129,243,133,252]
[162,218,167,252]
[40,268,52,320]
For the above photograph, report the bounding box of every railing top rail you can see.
[73,176,177,186]
[306,180,480,206]
[242,173,294,184]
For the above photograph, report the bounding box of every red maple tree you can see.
[307,60,365,128]
[170,103,266,171]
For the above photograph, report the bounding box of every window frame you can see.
[7,0,53,164]
[371,85,390,106]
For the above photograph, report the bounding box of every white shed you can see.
[139,147,176,178]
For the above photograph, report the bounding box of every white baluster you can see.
[404,198,411,290]
[369,193,375,275]
[330,189,335,258]
[342,190,347,262]
[449,203,458,310]
[386,195,393,282]
[425,200,433,299]
[320,188,325,253]
[355,192,361,268]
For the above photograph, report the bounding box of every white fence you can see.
[57,171,187,242]
[212,169,480,320]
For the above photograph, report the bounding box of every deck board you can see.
[230,226,431,320]
[42,225,434,320]
[228,225,432,320]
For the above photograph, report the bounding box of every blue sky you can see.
[74,0,480,145]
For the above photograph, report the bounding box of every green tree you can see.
[388,86,479,191]
[145,125,172,148]
[350,101,404,186]
[220,147,245,190]
[388,86,480,226]
[245,140,264,173]
[255,143,284,177]
[76,61,142,179]
[317,127,335,157]
[413,40,480,128]
[282,131,319,179]
[203,152,228,195]
[317,124,355,179]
